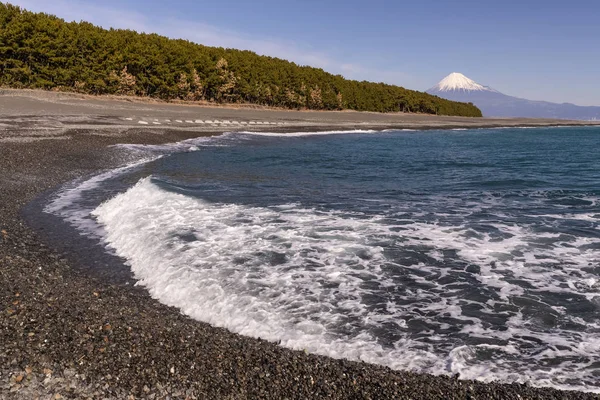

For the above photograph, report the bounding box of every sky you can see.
[9,0,600,106]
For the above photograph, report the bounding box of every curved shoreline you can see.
[2,93,600,398]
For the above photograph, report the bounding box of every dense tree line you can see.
[0,4,482,117]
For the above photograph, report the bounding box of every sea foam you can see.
[90,177,600,393]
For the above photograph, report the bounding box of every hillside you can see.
[0,4,482,117]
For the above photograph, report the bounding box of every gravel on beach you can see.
[1,91,599,399]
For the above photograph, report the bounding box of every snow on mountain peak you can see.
[432,72,493,92]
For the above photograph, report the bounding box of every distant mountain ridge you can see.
[427,73,600,120]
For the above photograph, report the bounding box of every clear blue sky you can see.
[11,0,600,106]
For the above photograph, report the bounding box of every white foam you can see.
[44,134,239,234]
[44,158,159,235]
[138,121,148,125]
[239,130,378,137]
[92,178,442,371]
[113,133,235,154]
[89,178,600,393]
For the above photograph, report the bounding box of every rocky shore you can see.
[1,90,599,399]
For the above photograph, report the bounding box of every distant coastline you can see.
[2,89,599,137]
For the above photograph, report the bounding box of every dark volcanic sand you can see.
[1,90,599,399]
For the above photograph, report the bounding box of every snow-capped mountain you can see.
[427,73,600,120]
[430,72,496,93]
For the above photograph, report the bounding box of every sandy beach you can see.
[1,89,599,399]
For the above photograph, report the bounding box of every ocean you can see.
[44,126,600,392]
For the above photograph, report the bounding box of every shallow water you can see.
[46,127,600,392]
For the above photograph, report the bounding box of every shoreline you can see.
[2,89,600,135]
[2,92,599,399]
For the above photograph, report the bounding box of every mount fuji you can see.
[427,73,600,120]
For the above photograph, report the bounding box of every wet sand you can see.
[1,89,599,399]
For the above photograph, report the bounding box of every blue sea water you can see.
[46,127,600,392]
